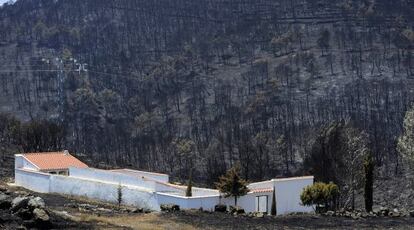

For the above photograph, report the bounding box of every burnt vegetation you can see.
[0,0,414,210]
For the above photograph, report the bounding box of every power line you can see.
[0,69,67,73]
[0,68,135,78]
[0,70,84,74]
[0,60,141,78]
[0,64,47,68]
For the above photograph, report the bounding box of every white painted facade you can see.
[14,154,314,215]
[15,154,38,171]
[235,177,315,214]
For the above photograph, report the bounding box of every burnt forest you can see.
[1,0,414,211]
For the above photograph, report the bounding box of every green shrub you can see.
[300,182,338,212]
[215,164,249,206]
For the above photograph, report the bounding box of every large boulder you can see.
[11,197,30,213]
[33,208,49,222]
[214,204,227,213]
[28,197,45,210]
[32,208,51,229]
[160,204,180,212]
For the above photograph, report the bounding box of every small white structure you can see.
[14,151,314,214]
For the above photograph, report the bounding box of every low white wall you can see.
[112,169,169,183]
[220,191,273,213]
[192,187,220,196]
[186,196,220,210]
[154,183,219,197]
[50,175,159,210]
[51,175,119,202]
[70,168,185,195]
[122,186,159,210]
[15,168,314,215]
[69,167,156,191]
[15,169,50,193]
[156,193,188,209]
[156,193,220,211]
[15,169,159,210]
[154,182,185,194]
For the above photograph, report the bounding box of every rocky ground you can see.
[0,183,129,229]
[1,182,414,230]
[159,211,414,230]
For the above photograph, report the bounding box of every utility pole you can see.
[41,56,89,123]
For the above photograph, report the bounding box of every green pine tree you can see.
[215,164,249,206]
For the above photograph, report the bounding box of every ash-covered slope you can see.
[0,0,413,190]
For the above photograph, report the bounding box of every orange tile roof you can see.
[22,151,88,171]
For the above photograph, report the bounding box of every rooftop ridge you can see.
[22,151,66,155]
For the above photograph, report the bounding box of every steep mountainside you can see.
[0,0,413,194]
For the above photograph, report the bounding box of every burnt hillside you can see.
[0,0,413,195]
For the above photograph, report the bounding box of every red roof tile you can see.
[22,151,88,171]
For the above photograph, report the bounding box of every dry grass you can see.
[76,213,197,230]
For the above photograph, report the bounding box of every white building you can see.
[14,151,314,215]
